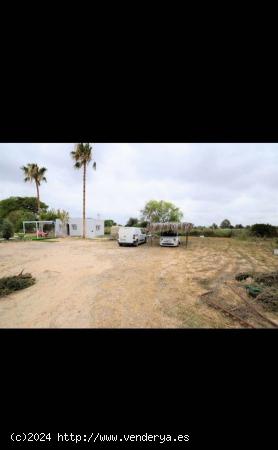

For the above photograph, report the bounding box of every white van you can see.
[118,227,147,246]
[160,230,180,247]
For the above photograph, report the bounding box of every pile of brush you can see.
[235,271,278,312]
[0,270,36,298]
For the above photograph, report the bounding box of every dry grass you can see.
[0,237,277,328]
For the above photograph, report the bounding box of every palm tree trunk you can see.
[36,182,40,219]
[83,164,86,239]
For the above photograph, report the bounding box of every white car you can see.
[118,227,147,246]
[160,231,180,247]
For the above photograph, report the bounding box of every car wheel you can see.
[134,240,139,247]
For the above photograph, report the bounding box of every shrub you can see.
[5,209,37,233]
[188,228,233,238]
[250,223,277,238]
[234,229,249,240]
[125,217,139,227]
[1,219,14,240]
[220,219,232,228]
[0,272,35,297]
[138,221,149,228]
[104,219,117,227]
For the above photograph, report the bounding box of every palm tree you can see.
[21,163,47,218]
[58,209,70,236]
[71,143,96,239]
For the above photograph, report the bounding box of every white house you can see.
[55,218,104,239]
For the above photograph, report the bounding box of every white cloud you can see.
[0,143,278,226]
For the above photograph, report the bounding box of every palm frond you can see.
[21,163,47,183]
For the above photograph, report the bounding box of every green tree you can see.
[40,208,69,222]
[211,223,218,229]
[40,208,60,221]
[6,210,37,232]
[21,164,47,217]
[1,219,14,240]
[141,200,183,223]
[220,219,232,229]
[58,210,69,230]
[250,223,277,238]
[71,143,96,239]
[0,197,48,219]
[138,221,148,228]
[125,217,138,227]
[105,219,117,227]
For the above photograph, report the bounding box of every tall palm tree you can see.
[71,143,96,239]
[21,163,47,218]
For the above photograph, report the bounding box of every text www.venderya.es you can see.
[10,432,190,445]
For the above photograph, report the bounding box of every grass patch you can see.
[0,271,36,298]
[235,270,278,312]
[31,238,58,242]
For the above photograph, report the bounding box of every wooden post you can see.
[36,221,39,239]
[185,231,189,247]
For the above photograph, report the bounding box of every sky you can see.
[0,143,277,226]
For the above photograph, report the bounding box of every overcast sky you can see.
[0,143,277,226]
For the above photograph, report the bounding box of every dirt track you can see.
[0,237,278,328]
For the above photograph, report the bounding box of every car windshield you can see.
[160,231,178,237]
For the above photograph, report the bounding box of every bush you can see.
[0,272,35,297]
[220,219,232,228]
[138,221,149,228]
[1,219,14,240]
[234,229,250,240]
[125,217,138,227]
[6,209,37,232]
[188,228,233,238]
[104,226,111,235]
[250,224,277,238]
[104,220,117,227]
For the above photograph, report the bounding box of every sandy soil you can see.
[0,237,278,328]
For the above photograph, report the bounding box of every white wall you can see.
[55,218,104,239]
[55,219,67,237]
[86,219,104,238]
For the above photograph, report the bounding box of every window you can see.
[96,225,100,231]
[161,231,178,237]
[71,224,77,230]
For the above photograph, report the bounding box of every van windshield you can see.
[160,231,178,237]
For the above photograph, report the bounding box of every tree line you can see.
[0,143,96,239]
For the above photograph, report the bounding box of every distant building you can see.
[55,217,104,239]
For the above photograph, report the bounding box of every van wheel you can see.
[134,240,139,247]
[118,243,122,246]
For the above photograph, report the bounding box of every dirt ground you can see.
[0,237,278,328]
